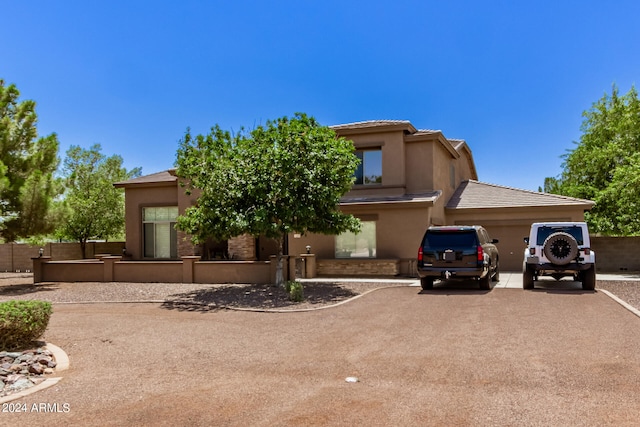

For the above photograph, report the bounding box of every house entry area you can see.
[143,207,178,259]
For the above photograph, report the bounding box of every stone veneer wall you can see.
[316,259,400,276]
[228,235,256,260]
[177,230,199,257]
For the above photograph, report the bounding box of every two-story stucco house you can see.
[114,120,594,274]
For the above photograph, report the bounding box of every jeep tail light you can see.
[477,245,484,262]
[418,246,423,262]
[529,248,536,256]
[583,248,591,255]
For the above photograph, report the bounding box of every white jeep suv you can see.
[523,222,596,290]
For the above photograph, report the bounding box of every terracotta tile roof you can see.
[413,129,442,136]
[446,180,595,209]
[113,170,177,188]
[448,139,467,150]
[330,120,417,134]
[341,191,442,206]
[330,120,412,129]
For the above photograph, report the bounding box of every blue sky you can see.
[3,0,639,191]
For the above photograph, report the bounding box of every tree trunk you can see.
[80,239,87,259]
[275,232,285,287]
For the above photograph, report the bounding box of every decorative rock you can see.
[8,378,33,393]
[0,346,57,398]
[29,363,44,374]
[3,352,22,359]
[37,355,52,365]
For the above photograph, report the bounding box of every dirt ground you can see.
[1,278,640,426]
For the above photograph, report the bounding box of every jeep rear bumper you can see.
[525,257,594,272]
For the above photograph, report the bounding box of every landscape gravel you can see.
[1,273,639,425]
[0,273,405,311]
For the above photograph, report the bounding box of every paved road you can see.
[4,283,640,426]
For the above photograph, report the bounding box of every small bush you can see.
[285,281,304,302]
[0,300,52,350]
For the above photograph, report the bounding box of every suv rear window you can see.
[535,226,584,246]
[424,230,478,248]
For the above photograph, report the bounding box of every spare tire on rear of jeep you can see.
[543,232,579,265]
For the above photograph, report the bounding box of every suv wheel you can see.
[523,264,535,289]
[420,277,434,290]
[581,266,596,290]
[479,273,491,290]
[492,261,500,282]
[543,232,579,265]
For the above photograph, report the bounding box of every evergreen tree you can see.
[0,80,60,241]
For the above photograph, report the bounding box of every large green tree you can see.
[57,144,141,258]
[547,85,640,235]
[175,112,361,286]
[0,79,60,242]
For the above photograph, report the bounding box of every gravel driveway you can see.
[1,274,640,426]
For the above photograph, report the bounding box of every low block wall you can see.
[591,236,640,272]
[40,260,104,282]
[1,242,125,272]
[194,261,271,284]
[113,261,183,283]
[317,259,400,276]
[33,256,272,284]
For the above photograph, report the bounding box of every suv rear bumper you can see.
[418,266,488,279]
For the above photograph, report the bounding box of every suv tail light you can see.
[418,246,423,262]
[529,248,536,256]
[477,245,484,262]
[583,248,591,255]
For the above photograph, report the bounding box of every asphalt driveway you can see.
[4,283,640,426]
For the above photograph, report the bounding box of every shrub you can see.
[285,281,304,302]
[0,300,52,350]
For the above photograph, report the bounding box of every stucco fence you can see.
[0,242,125,272]
[31,255,322,285]
[5,236,640,285]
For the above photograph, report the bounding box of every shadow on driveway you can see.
[162,282,358,312]
[0,283,60,297]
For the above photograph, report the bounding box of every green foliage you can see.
[0,300,52,350]
[175,113,361,285]
[285,281,304,302]
[0,79,61,242]
[547,85,640,235]
[56,144,141,257]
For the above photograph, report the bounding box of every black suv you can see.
[417,226,500,290]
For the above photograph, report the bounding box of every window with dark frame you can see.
[354,149,382,185]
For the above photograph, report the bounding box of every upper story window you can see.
[354,149,382,185]
[143,206,179,258]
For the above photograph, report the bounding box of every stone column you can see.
[103,256,122,282]
[301,254,316,278]
[31,256,51,284]
[182,256,200,283]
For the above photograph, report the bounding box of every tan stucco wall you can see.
[123,184,178,259]
[405,140,435,192]
[349,130,406,187]
[288,204,432,262]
